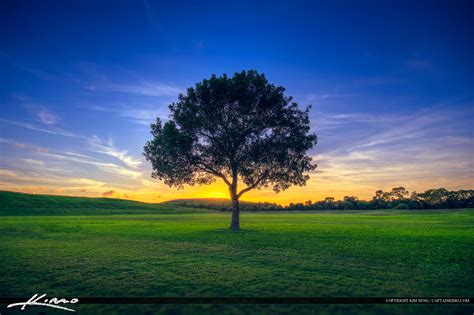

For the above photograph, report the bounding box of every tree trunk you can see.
[229,168,240,231]
[230,197,240,230]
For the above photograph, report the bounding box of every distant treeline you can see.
[182,188,474,211]
[284,188,474,211]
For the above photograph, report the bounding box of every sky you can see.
[0,0,473,204]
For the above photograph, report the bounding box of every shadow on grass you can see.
[205,228,261,234]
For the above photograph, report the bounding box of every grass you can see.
[0,208,473,314]
[0,190,204,215]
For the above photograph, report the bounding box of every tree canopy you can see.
[144,70,317,229]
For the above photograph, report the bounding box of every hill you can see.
[0,190,207,215]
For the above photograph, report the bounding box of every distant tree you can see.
[374,190,384,199]
[343,196,358,202]
[371,190,388,209]
[407,191,423,209]
[448,190,474,208]
[144,70,317,230]
[171,187,474,212]
[395,203,409,209]
[340,201,353,210]
[292,202,305,210]
[323,197,336,210]
[343,195,359,209]
[357,200,371,210]
[389,187,409,200]
[417,188,450,208]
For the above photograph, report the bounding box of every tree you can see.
[389,187,409,201]
[371,190,388,209]
[323,197,336,210]
[343,195,359,209]
[143,70,317,230]
[417,188,450,208]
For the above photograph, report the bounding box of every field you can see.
[0,192,473,314]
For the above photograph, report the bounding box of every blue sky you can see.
[0,0,473,203]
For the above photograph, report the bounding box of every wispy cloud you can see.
[101,189,129,198]
[39,151,143,178]
[24,104,60,126]
[305,92,354,102]
[0,136,48,153]
[0,169,19,177]
[86,81,182,97]
[0,170,108,192]
[0,137,27,149]
[0,118,78,138]
[102,189,116,197]
[88,136,142,169]
[311,112,406,131]
[306,106,474,198]
[22,159,45,166]
[88,105,166,125]
[0,117,143,170]
[37,108,59,125]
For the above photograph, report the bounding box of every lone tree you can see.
[144,70,317,230]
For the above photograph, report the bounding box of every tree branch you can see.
[237,168,271,199]
[195,163,231,187]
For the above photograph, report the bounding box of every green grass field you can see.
[0,192,473,314]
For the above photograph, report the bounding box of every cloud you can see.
[88,105,166,125]
[355,113,444,149]
[0,136,48,153]
[19,100,61,126]
[0,169,108,191]
[76,62,181,97]
[102,189,129,199]
[40,151,143,178]
[0,118,142,171]
[306,106,474,198]
[311,112,405,132]
[24,104,60,126]
[22,159,45,166]
[305,93,354,102]
[65,178,107,189]
[0,168,144,200]
[102,190,116,197]
[36,108,59,125]
[88,136,142,169]
[0,118,78,138]
[0,169,19,177]
[312,145,473,195]
[0,137,27,149]
[86,81,182,97]
[64,151,100,160]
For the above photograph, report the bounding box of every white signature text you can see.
[7,293,79,312]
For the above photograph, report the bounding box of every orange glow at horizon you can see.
[3,170,472,206]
